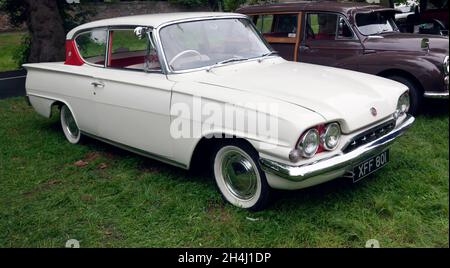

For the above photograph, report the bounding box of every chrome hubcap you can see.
[221,150,257,200]
[63,107,79,138]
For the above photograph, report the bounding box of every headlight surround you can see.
[444,56,449,75]
[298,128,320,158]
[397,91,410,115]
[321,123,341,150]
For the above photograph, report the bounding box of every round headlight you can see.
[397,92,410,114]
[298,128,320,158]
[322,123,341,150]
[444,56,449,75]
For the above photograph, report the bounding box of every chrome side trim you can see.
[424,91,449,99]
[80,131,187,170]
[260,115,415,182]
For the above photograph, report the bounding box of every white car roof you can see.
[66,12,246,39]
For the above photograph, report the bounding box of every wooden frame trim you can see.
[264,36,296,44]
[294,12,302,62]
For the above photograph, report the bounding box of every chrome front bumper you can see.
[424,76,449,99]
[424,91,449,99]
[260,115,415,182]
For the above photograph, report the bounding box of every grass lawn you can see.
[0,32,26,72]
[0,97,448,248]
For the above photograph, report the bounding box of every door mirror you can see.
[134,27,148,40]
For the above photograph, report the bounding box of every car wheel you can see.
[212,141,271,211]
[60,104,81,144]
[387,75,422,115]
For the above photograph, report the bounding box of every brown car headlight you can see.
[397,91,410,115]
[321,123,341,150]
[444,56,449,75]
[298,128,320,158]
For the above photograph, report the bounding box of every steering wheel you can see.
[169,50,202,68]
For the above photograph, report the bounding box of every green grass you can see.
[0,32,26,72]
[0,97,448,248]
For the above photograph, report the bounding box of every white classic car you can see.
[24,12,414,210]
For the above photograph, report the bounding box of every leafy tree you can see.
[0,0,94,65]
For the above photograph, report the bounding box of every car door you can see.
[252,13,301,61]
[91,28,175,159]
[72,28,110,136]
[299,12,363,70]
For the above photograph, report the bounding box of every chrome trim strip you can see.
[423,91,449,99]
[260,115,415,182]
[80,131,187,169]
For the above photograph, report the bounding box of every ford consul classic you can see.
[24,13,414,210]
[238,1,449,115]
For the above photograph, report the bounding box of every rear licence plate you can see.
[353,150,389,183]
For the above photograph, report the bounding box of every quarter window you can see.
[75,29,107,66]
[254,14,298,38]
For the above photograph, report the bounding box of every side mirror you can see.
[134,27,148,40]
[421,38,430,52]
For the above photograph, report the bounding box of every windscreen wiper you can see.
[206,57,248,72]
[258,51,279,62]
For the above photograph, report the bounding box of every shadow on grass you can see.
[421,98,449,117]
[36,98,448,211]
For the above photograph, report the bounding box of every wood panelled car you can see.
[238,1,449,115]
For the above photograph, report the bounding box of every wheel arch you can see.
[188,133,259,171]
[378,69,425,93]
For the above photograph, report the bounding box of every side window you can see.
[337,16,354,39]
[306,13,338,40]
[108,29,161,72]
[254,15,274,34]
[75,29,107,66]
[254,14,298,38]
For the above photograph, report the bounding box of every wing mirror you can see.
[134,26,149,40]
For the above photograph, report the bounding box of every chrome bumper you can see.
[424,76,449,99]
[423,91,449,99]
[260,115,415,182]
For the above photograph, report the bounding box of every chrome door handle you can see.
[91,81,105,88]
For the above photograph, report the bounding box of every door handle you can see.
[300,44,310,50]
[91,81,105,88]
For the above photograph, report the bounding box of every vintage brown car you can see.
[238,1,449,114]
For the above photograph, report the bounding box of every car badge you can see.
[370,107,377,117]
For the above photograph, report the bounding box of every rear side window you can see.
[253,14,298,38]
[75,29,107,66]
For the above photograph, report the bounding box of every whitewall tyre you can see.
[213,141,271,211]
[60,104,81,144]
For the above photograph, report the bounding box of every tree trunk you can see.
[25,0,65,63]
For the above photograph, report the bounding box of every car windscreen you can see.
[355,11,399,35]
[159,18,271,72]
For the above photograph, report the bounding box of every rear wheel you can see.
[387,75,422,115]
[60,104,81,144]
[212,140,271,211]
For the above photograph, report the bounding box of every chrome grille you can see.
[343,120,396,153]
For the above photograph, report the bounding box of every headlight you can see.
[397,91,410,115]
[298,128,320,158]
[444,56,449,75]
[321,123,341,150]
